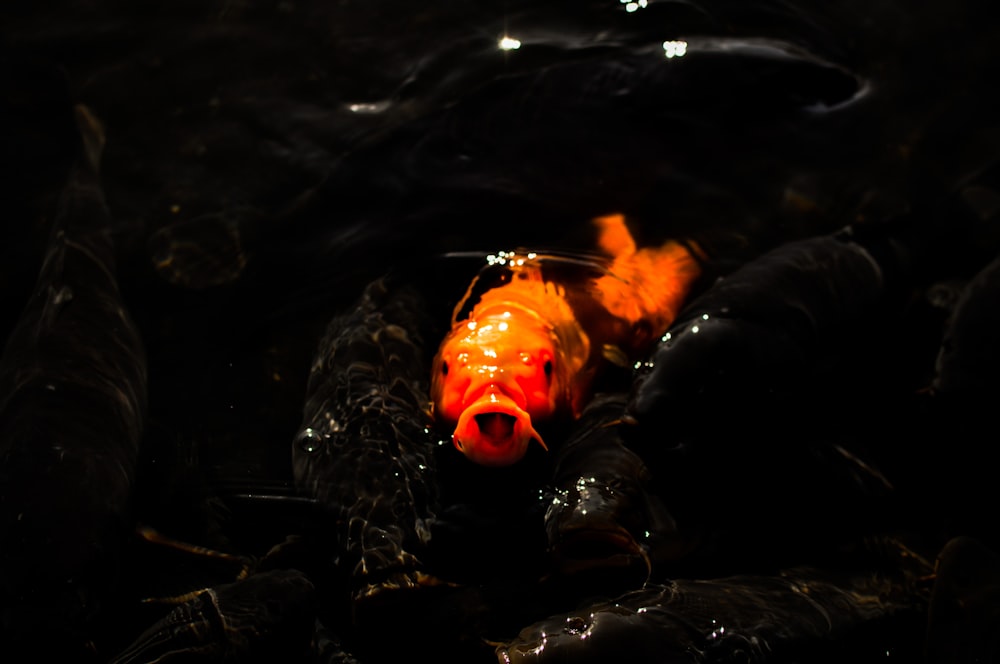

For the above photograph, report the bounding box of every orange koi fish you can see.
[430,214,701,466]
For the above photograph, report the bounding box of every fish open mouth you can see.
[474,412,517,445]
[453,392,547,466]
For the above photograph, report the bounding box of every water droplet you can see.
[296,427,323,453]
[564,616,587,634]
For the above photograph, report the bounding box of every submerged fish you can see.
[0,105,147,657]
[293,275,440,608]
[430,214,701,466]
[626,229,893,424]
[110,569,317,664]
[497,539,930,664]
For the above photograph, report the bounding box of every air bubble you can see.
[296,427,324,453]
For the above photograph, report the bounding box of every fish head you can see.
[431,307,562,466]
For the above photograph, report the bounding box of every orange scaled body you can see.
[431,214,701,466]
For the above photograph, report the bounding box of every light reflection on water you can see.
[499,35,522,50]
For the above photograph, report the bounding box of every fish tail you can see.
[593,215,702,330]
[638,239,703,327]
[593,213,636,257]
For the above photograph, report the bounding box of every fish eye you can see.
[441,361,449,376]
[544,359,553,378]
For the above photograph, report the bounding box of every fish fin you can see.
[594,236,702,330]
[73,104,105,172]
[531,426,549,452]
[601,343,630,368]
[593,213,636,258]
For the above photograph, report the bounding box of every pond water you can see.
[2,1,1000,662]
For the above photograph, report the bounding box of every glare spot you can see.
[527,252,537,259]
[661,331,672,342]
[702,313,709,320]
[499,35,521,50]
[691,325,699,333]
[487,251,513,266]
[484,348,497,358]
[467,321,477,330]
[498,321,509,331]
[527,637,547,656]
[663,40,688,58]
[346,101,391,114]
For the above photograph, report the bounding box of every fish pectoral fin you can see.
[601,343,630,367]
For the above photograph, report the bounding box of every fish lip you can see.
[461,382,527,413]
[452,393,545,466]
[548,524,651,580]
[554,524,643,559]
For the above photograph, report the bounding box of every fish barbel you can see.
[430,214,701,466]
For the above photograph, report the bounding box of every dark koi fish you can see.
[109,570,317,664]
[293,275,440,607]
[498,538,930,664]
[0,106,148,657]
[626,229,891,424]
[430,214,701,466]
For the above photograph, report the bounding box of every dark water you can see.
[2,1,1000,662]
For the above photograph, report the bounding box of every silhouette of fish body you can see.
[0,106,147,658]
